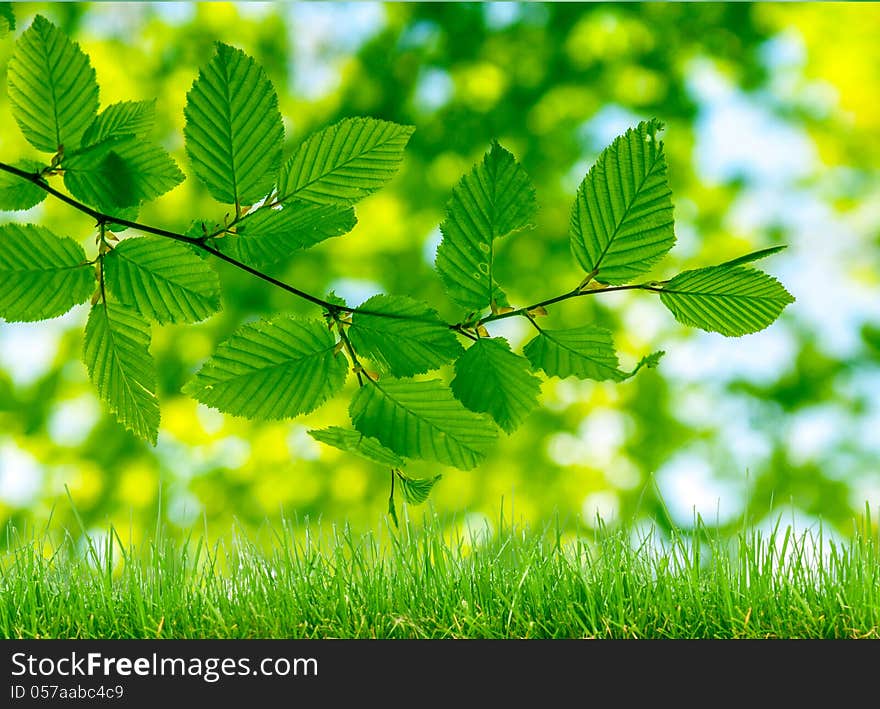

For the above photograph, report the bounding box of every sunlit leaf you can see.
[7,15,99,152]
[451,337,541,433]
[570,120,675,285]
[184,43,284,205]
[277,117,414,204]
[184,316,347,420]
[0,223,93,322]
[350,377,498,470]
[83,301,159,444]
[103,237,221,324]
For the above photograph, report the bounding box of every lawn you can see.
[2,507,878,639]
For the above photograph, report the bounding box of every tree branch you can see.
[0,160,668,336]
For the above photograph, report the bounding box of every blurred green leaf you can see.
[397,472,442,505]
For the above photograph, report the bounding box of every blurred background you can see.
[0,2,878,544]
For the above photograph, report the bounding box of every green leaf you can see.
[0,3,15,37]
[659,265,795,337]
[349,378,498,470]
[0,223,93,322]
[570,120,675,285]
[715,245,787,269]
[7,15,99,152]
[184,316,347,420]
[348,294,464,377]
[83,301,159,444]
[63,138,184,210]
[0,160,47,211]
[523,326,626,382]
[397,472,442,505]
[216,202,356,267]
[184,42,284,205]
[451,338,541,433]
[435,142,536,311]
[82,100,156,145]
[277,117,414,205]
[103,237,221,324]
[308,426,404,468]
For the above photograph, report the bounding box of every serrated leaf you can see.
[82,100,156,145]
[277,117,414,205]
[570,120,675,285]
[349,378,498,470]
[524,326,626,382]
[715,245,787,269]
[0,4,15,37]
[64,138,184,210]
[308,426,404,468]
[397,472,442,505]
[451,337,541,433]
[435,142,536,311]
[184,316,347,420]
[659,265,795,337]
[0,223,93,322]
[348,294,464,377]
[0,160,47,211]
[83,301,159,443]
[7,15,99,152]
[184,42,283,205]
[103,237,221,324]
[216,201,356,266]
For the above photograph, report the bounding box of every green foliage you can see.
[0,14,798,516]
[397,472,442,504]
[184,316,348,420]
[0,3,14,37]
[81,100,157,145]
[659,264,795,337]
[184,43,284,206]
[103,237,221,324]
[83,301,159,444]
[7,15,99,153]
[308,426,404,468]
[435,142,537,311]
[451,337,541,433]
[569,120,675,285]
[216,202,357,267]
[524,326,633,381]
[348,294,464,376]
[0,160,47,211]
[64,139,184,211]
[0,223,93,322]
[349,378,498,470]
[276,117,414,205]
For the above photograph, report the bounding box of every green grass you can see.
[1,509,878,639]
